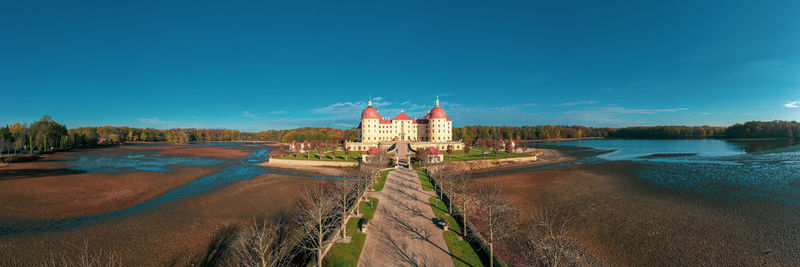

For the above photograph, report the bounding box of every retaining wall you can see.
[264,158,359,167]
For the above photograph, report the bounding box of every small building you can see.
[361,146,383,162]
[424,146,444,163]
[289,140,310,152]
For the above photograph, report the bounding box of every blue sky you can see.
[2,0,799,130]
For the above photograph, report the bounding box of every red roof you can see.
[425,146,443,155]
[393,111,412,120]
[362,106,381,119]
[429,107,447,119]
[364,147,382,155]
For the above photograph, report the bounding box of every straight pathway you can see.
[358,145,454,267]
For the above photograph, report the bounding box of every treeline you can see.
[66,126,359,145]
[453,125,614,143]
[0,115,69,154]
[609,125,726,138]
[4,116,799,155]
[453,125,732,141]
[725,120,800,139]
[0,116,361,154]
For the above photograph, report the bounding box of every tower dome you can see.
[429,107,447,118]
[361,98,381,119]
[428,96,447,119]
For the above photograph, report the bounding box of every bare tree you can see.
[295,183,337,267]
[333,178,353,238]
[464,144,472,159]
[234,218,296,267]
[518,208,589,267]
[306,142,314,159]
[476,179,519,267]
[452,172,476,238]
[505,140,514,155]
[41,240,122,267]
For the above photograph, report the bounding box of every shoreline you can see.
[472,142,800,265]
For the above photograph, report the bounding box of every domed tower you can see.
[427,97,452,142]
[359,98,381,142]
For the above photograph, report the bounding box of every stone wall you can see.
[263,158,359,167]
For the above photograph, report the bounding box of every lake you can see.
[538,138,800,205]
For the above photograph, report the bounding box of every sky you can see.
[2,0,799,130]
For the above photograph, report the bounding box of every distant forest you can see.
[1,116,798,154]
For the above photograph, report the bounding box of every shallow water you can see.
[0,144,343,235]
[540,139,800,204]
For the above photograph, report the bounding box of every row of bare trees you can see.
[474,138,530,159]
[426,163,590,267]
[293,156,385,267]
[199,157,386,267]
[281,140,353,161]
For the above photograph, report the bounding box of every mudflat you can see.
[0,144,251,220]
[474,160,800,266]
[0,172,327,266]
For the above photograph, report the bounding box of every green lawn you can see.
[416,169,434,192]
[429,197,483,267]
[323,197,379,267]
[372,170,390,191]
[442,147,533,162]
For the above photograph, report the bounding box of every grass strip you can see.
[428,197,483,267]
[416,169,434,192]
[372,170,390,191]
[323,197,379,267]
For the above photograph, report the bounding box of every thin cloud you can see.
[270,110,286,114]
[312,99,390,115]
[566,106,688,115]
[784,101,800,108]
[700,112,712,115]
[554,100,597,107]
[241,111,260,119]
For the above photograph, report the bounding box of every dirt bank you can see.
[0,173,328,266]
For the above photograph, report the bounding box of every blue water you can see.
[69,153,225,173]
[550,139,747,160]
[0,144,345,235]
[541,139,800,205]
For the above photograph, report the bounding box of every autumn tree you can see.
[342,145,351,161]
[330,142,339,161]
[446,144,454,161]
[463,145,471,159]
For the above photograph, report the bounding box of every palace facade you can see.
[346,98,464,152]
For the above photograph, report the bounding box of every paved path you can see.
[358,144,454,267]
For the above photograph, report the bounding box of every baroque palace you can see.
[345,97,464,152]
